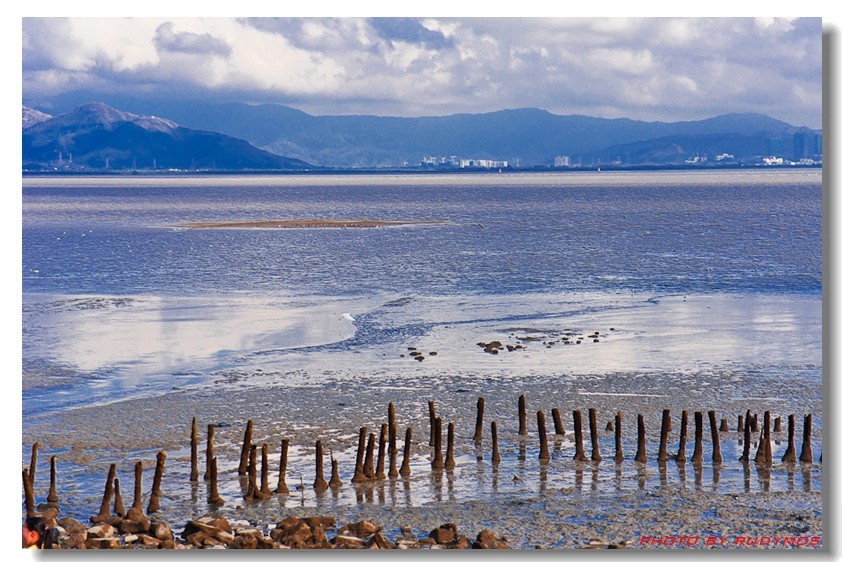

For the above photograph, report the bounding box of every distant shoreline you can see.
[176,219,442,229]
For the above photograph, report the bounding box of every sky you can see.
[21,16,824,129]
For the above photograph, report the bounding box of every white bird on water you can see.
[341,313,357,322]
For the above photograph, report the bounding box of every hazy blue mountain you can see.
[22,102,312,171]
[24,95,821,168]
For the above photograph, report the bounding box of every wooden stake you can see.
[363,433,376,478]
[799,413,813,463]
[428,401,436,446]
[782,414,798,462]
[277,438,290,493]
[260,443,272,498]
[675,410,688,463]
[774,416,782,433]
[613,411,624,463]
[190,416,199,482]
[388,402,398,478]
[113,477,126,517]
[95,463,117,520]
[552,408,566,435]
[754,411,769,465]
[690,411,703,465]
[28,442,38,488]
[352,427,368,483]
[445,421,457,469]
[399,427,413,477]
[132,461,143,510]
[573,409,587,461]
[634,414,647,463]
[313,440,329,493]
[244,444,258,501]
[238,419,254,475]
[538,411,550,461]
[208,457,224,505]
[204,424,215,481]
[473,397,485,441]
[491,421,501,466]
[589,408,602,462]
[737,414,744,433]
[432,417,445,469]
[47,456,59,504]
[22,468,36,518]
[147,451,166,514]
[518,395,527,435]
[657,409,671,462]
[329,453,343,489]
[709,410,722,465]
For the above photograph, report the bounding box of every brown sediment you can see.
[657,409,670,462]
[204,423,215,481]
[518,395,527,436]
[473,397,485,442]
[238,419,254,476]
[573,409,587,461]
[690,412,704,465]
[277,438,290,494]
[675,410,688,463]
[190,417,199,482]
[588,408,601,462]
[800,414,813,463]
[709,411,722,465]
[782,414,798,462]
[399,427,413,477]
[445,422,457,469]
[313,440,329,493]
[491,421,501,466]
[537,411,550,462]
[175,219,442,229]
[147,451,166,514]
[552,408,565,435]
[47,455,59,504]
[208,457,224,505]
[613,411,624,463]
[634,414,647,463]
[113,477,126,518]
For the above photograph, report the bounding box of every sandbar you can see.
[175,219,440,229]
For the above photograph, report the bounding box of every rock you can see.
[453,536,472,549]
[334,535,366,549]
[135,534,162,548]
[473,529,511,549]
[302,516,336,529]
[429,523,458,545]
[119,507,150,534]
[150,521,173,542]
[85,537,121,549]
[230,534,259,549]
[86,523,116,539]
[368,532,395,549]
[182,514,232,540]
[339,520,382,538]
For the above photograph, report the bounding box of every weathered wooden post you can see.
[573,409,587,461]
[132,461,143,510]
[690,412,703,465]
[538,411,550,461]
[445,422,457,469]
[113,478,126,517]
[737,414,744,433]
[238,419,254,475]
[589,408,602,462]
[657,409,671,462]
[518,395,528,435]
[799,414,813,463]
[552,408,565,435]
[277,438,290,493]
[22,469,36,518]
[675,410,688,463]
[93,463,117,522]
[363,433,377,479]
[260,443,272,498]
[709,410,722,465]
[190,417,199,482]
[376,424,388,480]
[47,456,59,504]
[634,414,647,463]
[782,414,798,462]
[28,442,38,488]
[244,444,258,501]
[432,417,445,469]
[388,402,399,478]
[329,453,343,489]
[313,440,329,493]
[147,451,166,514]
[204,424,215,481]
[428,401,437,446]
[399,427,413,477]
[352,427,368,483]
[208,457,224,505]
[774,416,782,433]
[613,411,624,463]
[473,397,485,441]
[720,418,729,432]
[491,421,501,466]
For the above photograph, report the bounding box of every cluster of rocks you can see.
[36,508,512,550]
[399,346,439,362]
[478,328,615,354]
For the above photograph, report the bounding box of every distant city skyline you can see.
[22,17,823,129]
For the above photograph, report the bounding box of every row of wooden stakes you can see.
[23,395,819,517]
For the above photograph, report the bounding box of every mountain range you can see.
[22,98,822,172]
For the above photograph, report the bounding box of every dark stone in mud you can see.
[473,529,512,549]
[429,522,459,545]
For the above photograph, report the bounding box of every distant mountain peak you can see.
[22,105,52,129]
[65,101,179,133]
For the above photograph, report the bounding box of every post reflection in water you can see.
[658,461,668,488]
[636,463,646,490]
[590,465,599,492]
[693,462,703,490]
[802,466,812,492]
